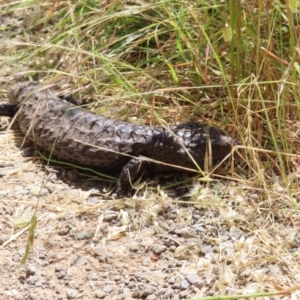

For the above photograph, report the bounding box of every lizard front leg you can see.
[117,157,151,196]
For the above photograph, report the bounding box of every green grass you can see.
[2,0,300,298]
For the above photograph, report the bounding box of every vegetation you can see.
[1,0,300,298]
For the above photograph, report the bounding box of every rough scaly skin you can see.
[8,81,235,195]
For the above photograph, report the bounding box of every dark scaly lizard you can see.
[4,81,236,195]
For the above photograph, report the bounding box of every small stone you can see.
[172,283,181,290]
[220,240,235,255]
[103,285,113,294]
[164,288,175,298]
[186,273,202,288]
[66,289,77,299]
[3,206,13,215]
[93,290,106,299]
[129,243,140,252]
[45,183,64,192]
[70,231,91,240]
[13,185,28,195]
[132,289,146,298]
[26,264,38,276]
[122,287,131,294]
[71,256,88,266]
[134,273,146,281]
[143,285,156,295]
[169,245,176,252]
[229,227,244,240]
[155,289,166,296]
[174,228,195,238]
[152,244,167,255]
[87,197,100,204]
[146,295,157,300]
[56,270,66,279]
[90,273,98,281]
[169,276,176,284]
[179,290,190,298]
[128,281,135,288]
[47,172,58,182]
[92,245,106,257]
[30,186,49,196]
[195,226,206,233]
[103,210,118,221]
[35,281,43,287]
[12,291,23,300]
[180,279,190,290]
[27,275,39,285]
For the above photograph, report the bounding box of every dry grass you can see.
[1,0,300,299]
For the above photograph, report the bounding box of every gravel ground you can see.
[0,127,248,300]
[2,128,299,300]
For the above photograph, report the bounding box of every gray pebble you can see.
[127,281,135,288]
[169,276,176,284]
[103,285,113,294]
[180,279,190,290]
[30,186,49,196]
[174,228,195,238]
[3,206,13,215]
[66,289,77,299]
[110,296,123,300]
[71,256,88,266]
[89,272,98,281]
[93,290,106,299]
[27,275,39,285]
[87,197,100,204]
[186,273,202,288]
[0,164,22,176]
[172,283,181,290]
[195,226,206,233]
[132,289,146,298]
[124,279,130,285]
[143,285,156,295]
[26,264,39,276]
[164,287,175,298]
[47,172,58,182]
[152,244,167,254]
[146,295,157,300]
[122,287,131,294]
[92,245,106,257]
[103,210,118,221]
[220,240,235,255]
[185,237,199,244]
[70,231,91,240]
[169,245,176,252]
[13,185,28,195]
[56,270,66,279]
[134,273,146,281]
[45,182,64,192]
[155,288,166,296]
[35,281,43,287]
[114,275,122,282]
[129,243,140,252]
[179,290,190,298]
[0,190,9,197]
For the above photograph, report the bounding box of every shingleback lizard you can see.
[5,81,236,195]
